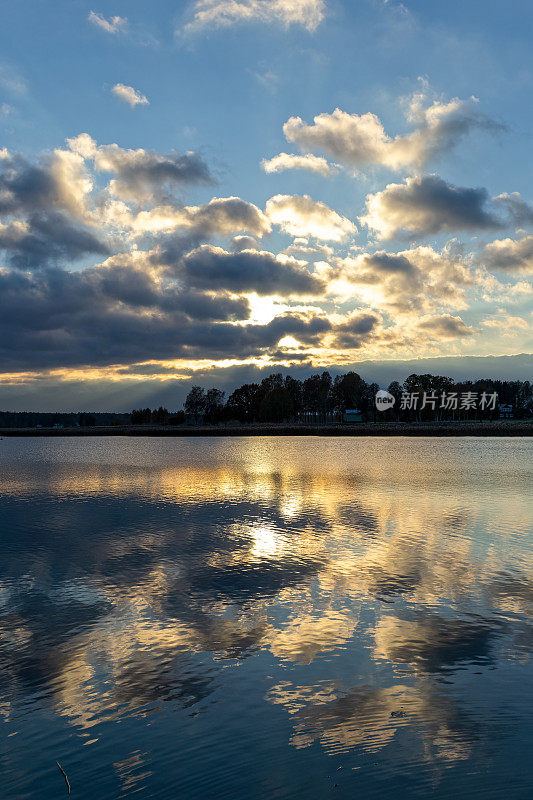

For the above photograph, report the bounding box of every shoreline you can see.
[1,421,532,437]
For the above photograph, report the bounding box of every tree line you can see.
[2,372,529,430]
[130,372,533,426]
[0,411,129,429]
[129,407,185,425]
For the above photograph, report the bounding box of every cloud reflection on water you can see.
[0,438,531,782]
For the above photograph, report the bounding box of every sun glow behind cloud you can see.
[0,0,531,408]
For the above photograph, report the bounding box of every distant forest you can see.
[132,371,533,425]
[1,372,531,429]
[0,412,130,429]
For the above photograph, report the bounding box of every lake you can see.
[0,436,532,799]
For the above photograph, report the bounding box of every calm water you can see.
[0,437,532,799]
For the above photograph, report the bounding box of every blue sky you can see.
[0,0,532,409]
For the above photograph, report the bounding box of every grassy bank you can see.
[1,421,532,437]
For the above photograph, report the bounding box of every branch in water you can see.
[56,761,71,794]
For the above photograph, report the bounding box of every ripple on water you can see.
[0,436,531,799]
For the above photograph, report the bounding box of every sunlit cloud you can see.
[111,84,150,108]
[282,91,499,173]
[266,194,356,242]
[482,313,529,333]
[88,11,128,34]
[415,314,474,339]
[183,0,326,35]
[0,130,531,384]
[334,245,474,315]
[482,234,533,274]
[261,152,338,177]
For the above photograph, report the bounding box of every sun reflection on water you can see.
[0,437,531,798]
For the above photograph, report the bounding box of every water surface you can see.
[0,436,532,799]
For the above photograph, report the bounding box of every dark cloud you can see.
[95,144,213,201]
[149,199,270,265]
[482,235,533,273]
[0,150,108,267]
[494,192,533,227]
[0,264,330,371]
[333,311,381,348]
[363,252,414,273]
[362,174,502,239]
[0,147,266,270]
[180,245,327,296]
[0,157,56,214]
[172,197,270,236]
[416,314,473,338]
[0,210,109,268]
[151,232,206,267]
[168,289,250,321]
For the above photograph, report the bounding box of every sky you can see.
[0,0,532,410]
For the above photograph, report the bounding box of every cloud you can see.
[231,235,258,251]
[141,197,270,238]
[266,194,356,242]
[360,175,502,239]
[284,238,334,258]
[0,62,27,95]
[332,311,381,348]
[180,245,326,296]
[0,147,107,267]
[415,314,473,339]
[97,253,252,321]
[183,0,326,34]
[96,145,211,200]
[111,84,150,108]
[493,192,533,227]
[0,149,92,218]
[261,153,337,176]
[0,138,222,268]
[0,259,331,371]
[482,235,533,273]
[283,95,498,172]
[251,67,279,92]
[67,135,212,202]
[0,262,256,371]
[104,197,270,243]
[358,252,414,274]
[1,131,528,379]
[88,11,128,34]
[482,314,528,332]
[337,245,474,315]
[0,211,109,269]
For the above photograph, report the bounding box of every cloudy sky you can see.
[0,0,532,409]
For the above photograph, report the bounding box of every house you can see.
[499,404,513,419]
[343,409,363,423]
